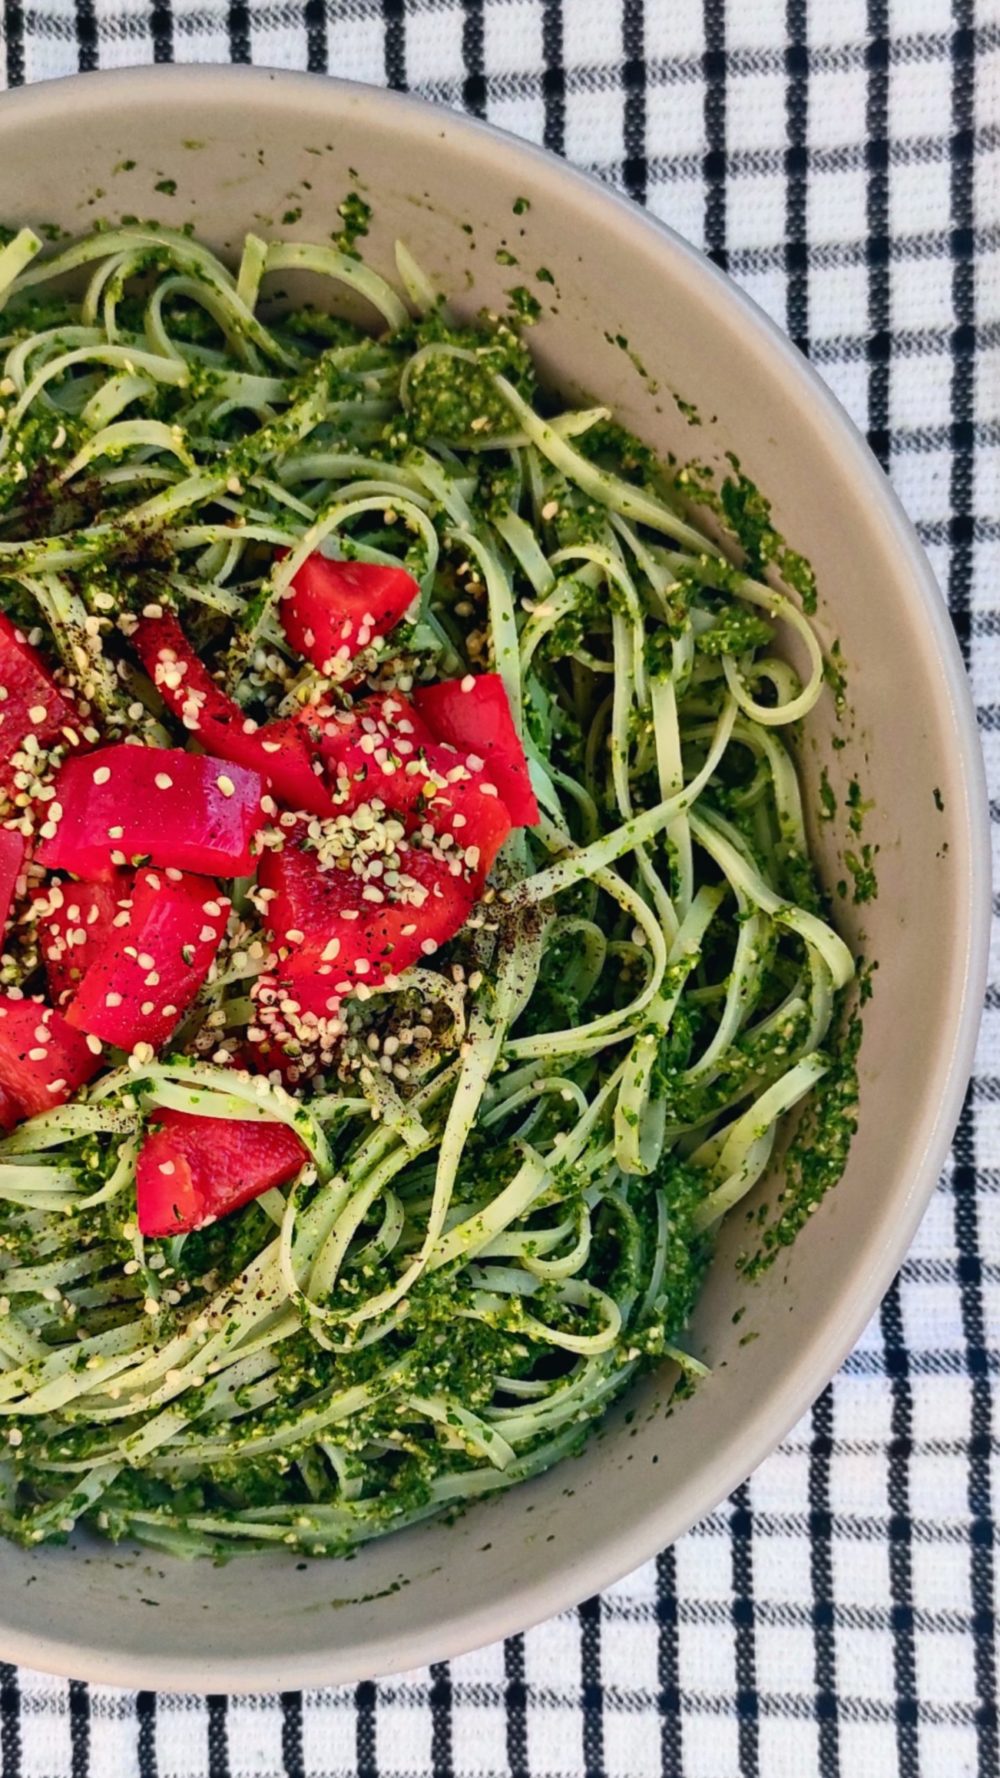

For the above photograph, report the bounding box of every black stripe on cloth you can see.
[864,8,891,471]
[656,1547,683,1773]
[784,0,809,354]
[0,1662,20,1778]
[881,1277,919,1778]
[541,0,565,156]
[227,0,251,64]
[280,1692,304,1778]
[702,0,727,270]
[621,0,646,205]
[68,1680,89,1778]
[355,1680,377,1778]
[948,43,995,1775]
[948,0,976,668]
[952,1093,999,1777]
[730,1484,760,1777]
[74,0,97,71]
[579,1593,605,1778]
[149,0,172,63]
[461,0,486,119]
[207,1695,231,1778]
[504,1636,529,1778]
[429,1661,454,1778]
[304,0,326,73]
[383,0,405,92]
[136,1691,157,1778]
[3,2,25,85]
[809,1386,840,1776]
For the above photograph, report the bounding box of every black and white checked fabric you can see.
[0,3,997,1774]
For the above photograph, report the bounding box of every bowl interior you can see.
[0,68,986,1692]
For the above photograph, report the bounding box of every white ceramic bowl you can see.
[0,66,988,1692]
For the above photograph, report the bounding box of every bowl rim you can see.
[0,62,990,1694]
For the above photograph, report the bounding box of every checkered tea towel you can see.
[0,3,997,1776]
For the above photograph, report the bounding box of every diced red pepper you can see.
[0,994,100,1117]
[294,693,512,875]
[0,613,88,799]
[36,746,265,883]
[34,876,129,1007]
[295,691,434,770]
[415,673,540,826]
[278,554,419,679]
[65,867,229,1052]
[0,1081,23,1133]
[0,827,26,935]
[136,1107,308,1237]
[240,1025,306,1088]
[133,614,333,818]
[327,735,512,875]
[259,821,477,990]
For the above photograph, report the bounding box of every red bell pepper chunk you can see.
[65,867,229,1052]
[0,1081,23,1133]
[414,673,540,826]
[136,1108,308,1237]
[36,746,265,883]
[33,876,129,1007]
[0,613,89,799]
[259,821,477,991]
[294,694,512,875]
[278,554,419,679]
[295,691,434,770]
[133,614,333,818]
[0,827,26,936]
[327,735,512,876]
[0,994,100,1117]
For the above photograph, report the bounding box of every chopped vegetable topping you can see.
[0,827,26,935]
[36,746,265,881]
[0,994,100,1114]
[279,554,420,679]
[415,672,540,826]
[33,875,127,1005]
[0,612,88,799]
[65,867,229,1050]
[136,1108,308,1236]
[134,613,334,818]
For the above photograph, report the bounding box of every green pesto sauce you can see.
[506,286,542,325]
[404,310,536,444]
[335,192,373,255]
[741,1006,862,1276]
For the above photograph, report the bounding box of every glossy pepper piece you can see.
[0,827,26,935]
[36,746,265,882]
[414,673,540,826]
[34,876,129,1007]
[0,1081,23,1133]
[278,553,419,679]
[66,867,229,1052]
[0,994,100,1118]
[136,1107,308,1237]
[133,613,334,818]
[295,690,434,770]
[325,733,512,876]
[0,613,88,798]
[259,820,477,989]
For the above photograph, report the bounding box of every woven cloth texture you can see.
[0,3,997,1776]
